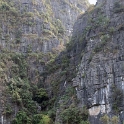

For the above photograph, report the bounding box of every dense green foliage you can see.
[12,112,53,124]
[33,88,49,110]
[0,52,54,123]
[1,0,124,124]
[114,2,124,13]
[12,111,31,124]
[60,106,89,124]
[111,85,124,113]
[100,114,119,124]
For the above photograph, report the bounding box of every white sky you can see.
[89,0,97,4]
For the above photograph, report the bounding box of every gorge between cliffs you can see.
[0,0,124,124]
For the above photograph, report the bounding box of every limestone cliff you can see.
[73,0,124,123]
[0,0,124,124]
[0,0,89,123]
[0,0,89,53]
[44,0,124,124]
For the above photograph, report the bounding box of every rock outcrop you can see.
[45,0,124,124]
[72,0,124,123]
[0,0,89,53]
[0,0,124,124]
[0,0,89,123]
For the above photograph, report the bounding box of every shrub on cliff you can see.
[61,106,89,124]
[114,2,124,13]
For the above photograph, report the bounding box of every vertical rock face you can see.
[50,0,89,36]
[42,1,124,124]
[0,0,124,124]
[72,0,124,123]
[0,0,89,53]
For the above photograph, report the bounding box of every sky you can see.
[89,0,97,4]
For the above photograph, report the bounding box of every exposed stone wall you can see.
[0,0,89,53]
[72,0,124,123]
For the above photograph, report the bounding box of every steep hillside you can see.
[0,0,89,53]
[44,0,124,124]
[0,0,124,124]
[0,0,89,123]
[73,0,124,123]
